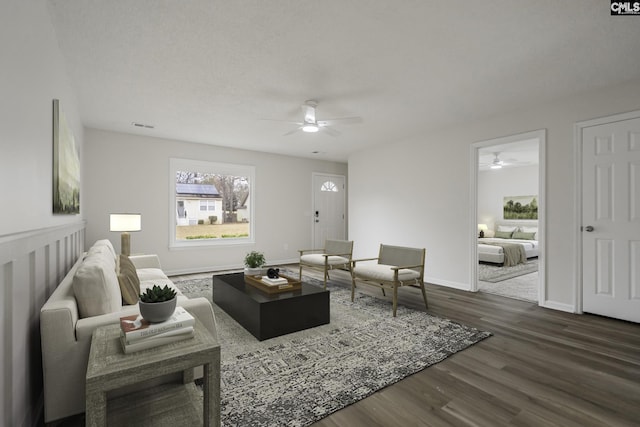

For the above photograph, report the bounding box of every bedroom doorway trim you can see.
[469,129,547,306]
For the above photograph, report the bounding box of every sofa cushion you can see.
[93,239,116,259]
[353,263,421,283]
[87,244,116,271]
[72,254,122,318]
[118,255,140,305]
[137,268,169,282]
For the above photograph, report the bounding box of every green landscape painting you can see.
[53,99,80,214]
[503,195,537,220]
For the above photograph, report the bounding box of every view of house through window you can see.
[171,159,253,245]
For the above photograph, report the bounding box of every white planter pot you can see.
[139,297,177,323]
[244,267,264,277]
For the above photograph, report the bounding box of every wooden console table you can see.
[86,319,220,426]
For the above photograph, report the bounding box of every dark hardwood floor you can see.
[311,269,640,427]
[51,267,639,426]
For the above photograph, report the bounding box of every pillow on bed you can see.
[497,225,517,232]
[494,230,513,239]
[513,231,536,240]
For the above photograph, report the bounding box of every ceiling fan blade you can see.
[261,119,303,125]
[319,116,363,126]
[283,127,302,136]
[321,126,341,137]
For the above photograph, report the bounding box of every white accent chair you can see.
[299,239,354,288]
[351,244,427,317]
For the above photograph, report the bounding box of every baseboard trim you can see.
[541,300,576,313]
[424,276,470,291]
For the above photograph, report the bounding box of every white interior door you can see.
[582,116,640,323]
[313,173,346,248]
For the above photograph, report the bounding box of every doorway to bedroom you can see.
[470,130,546,304]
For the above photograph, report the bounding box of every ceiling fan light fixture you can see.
[302,123,319,133]
[490,164,502,169]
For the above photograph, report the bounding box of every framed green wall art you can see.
[503,195,537,220]
[52,99,80,214]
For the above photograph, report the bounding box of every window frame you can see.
[169,158,255,249]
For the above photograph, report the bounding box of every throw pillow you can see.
[494,230,513,239]
[512,231,536,240]
[118,254,141,305]
[72,255,122,318]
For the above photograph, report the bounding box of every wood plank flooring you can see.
[307,268,640,427]
[51,267,640,426]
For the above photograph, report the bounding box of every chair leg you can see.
[299,264,302,281]
[323,269,328,289]
[351,278,356,301]
[381,285,386,297]
[419,281,428,310]
[392,285,398,317]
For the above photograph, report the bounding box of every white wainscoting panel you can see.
[0,222,85,427]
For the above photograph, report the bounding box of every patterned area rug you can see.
[175,272,491,427]
[478,258,538,283]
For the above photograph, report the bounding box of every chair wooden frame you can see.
[351,244,427,317]
[299,239,353,289]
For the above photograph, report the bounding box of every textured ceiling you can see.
[46,1,640,162]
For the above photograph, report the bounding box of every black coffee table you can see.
[212,273,330,340]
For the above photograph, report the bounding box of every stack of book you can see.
[119,306,196,353]
[261,275,289,287]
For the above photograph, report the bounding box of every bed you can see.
[478,221,539,266]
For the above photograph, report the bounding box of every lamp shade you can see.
[477,224,488,231]
[110,214,142,232]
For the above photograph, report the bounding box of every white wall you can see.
[83,129,348,274]
[348,78,640,309]
[478,164,539,230]
[0,1,84,425]
[0,2,84,236]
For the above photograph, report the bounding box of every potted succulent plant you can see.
[244,251,266,276]
[139,284,177,323]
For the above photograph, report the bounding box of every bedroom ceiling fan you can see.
[481,152,530,169]
[269,100,362,137]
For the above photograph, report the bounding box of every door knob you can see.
[584,225,594,232]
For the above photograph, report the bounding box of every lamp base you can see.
[121,232,131,256]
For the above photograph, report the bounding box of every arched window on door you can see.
[320,181,339,192]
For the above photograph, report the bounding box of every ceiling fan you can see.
[270,100,362,137]
[480,152,529,169]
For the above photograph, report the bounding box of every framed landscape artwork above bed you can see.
[503,195,537,220]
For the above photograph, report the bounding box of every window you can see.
[321,181,338,192]
[199,200,216,211]
[170,158,255,247]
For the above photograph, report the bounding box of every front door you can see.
[582,116,640,323]
[312,173,346,248]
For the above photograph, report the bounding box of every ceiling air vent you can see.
[131,122,154,129]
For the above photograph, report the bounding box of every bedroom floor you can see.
[478,271,538,302]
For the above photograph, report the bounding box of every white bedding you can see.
[478,238,538,263]
[477,220,539,264]
[479,238,538,253]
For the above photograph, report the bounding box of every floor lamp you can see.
[110,213,142,256]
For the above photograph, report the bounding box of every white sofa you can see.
[40,239,218,423]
